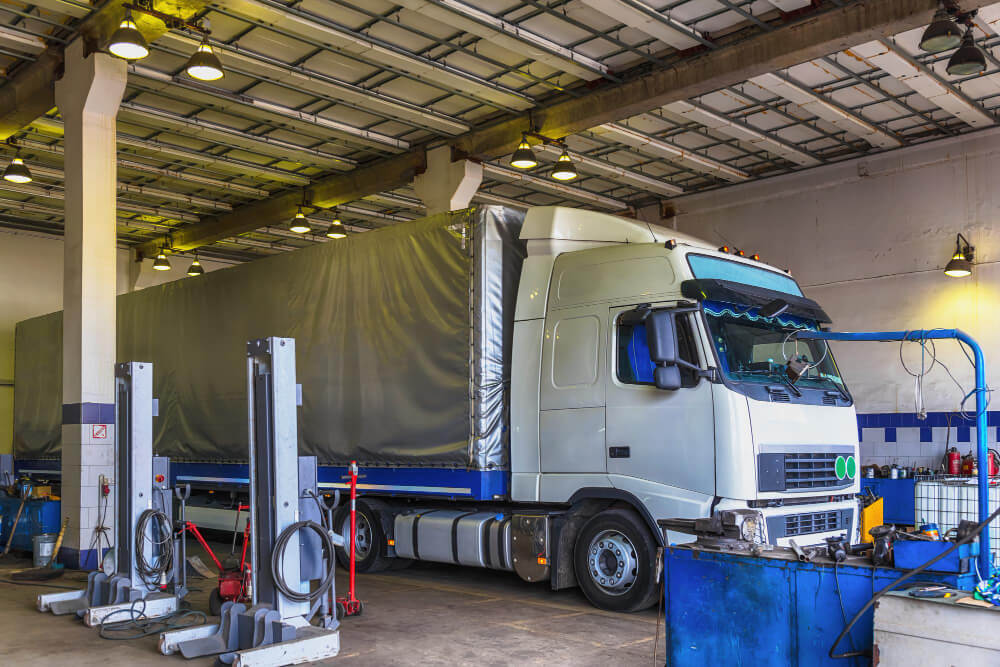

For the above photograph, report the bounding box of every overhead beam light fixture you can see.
[944,233,974,277]
[108,8,149,60]
[3,140,32,183]
[550,150,578,181]
[920,8,964,52]
[152,247,171,271]
[185,36,224,81]
[107,2,224,80]
[947,27,987,76]
[325,212,346,239]
[509,130,581,182]
[510,134,538,170]
[919,3,987,75]
[187,255,204,276]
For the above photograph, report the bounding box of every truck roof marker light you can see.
[718,245,730,253]
[665,239,677,250]
[735,249,745,257]
[751,253,761,261]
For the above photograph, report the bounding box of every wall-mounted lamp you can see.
[944,233,974,278]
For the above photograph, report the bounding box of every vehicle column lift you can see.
[159,337,342,666]
[38,362,184,625]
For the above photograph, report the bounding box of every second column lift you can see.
[37,362,186,625]
[160,337,343,665]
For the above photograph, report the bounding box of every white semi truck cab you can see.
[344,206,860,612]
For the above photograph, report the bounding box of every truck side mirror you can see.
[654,366,682,391]
[647,310,678,364]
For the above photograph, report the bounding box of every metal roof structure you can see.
[0,0,996,263]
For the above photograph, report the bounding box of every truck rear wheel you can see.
[336,501,390,573]
[574,508,659,612]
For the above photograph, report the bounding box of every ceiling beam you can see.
[140,152,424,253]
[137,0,977,257]
[850,40,995,129]
[748,72,902,148]
[0,0,207,139]
[394,0,611,81]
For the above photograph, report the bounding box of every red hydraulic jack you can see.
[336,461,364,619]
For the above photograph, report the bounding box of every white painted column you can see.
[412,145,483,215]
[55,40,126,569]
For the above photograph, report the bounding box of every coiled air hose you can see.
[270,520,337,603]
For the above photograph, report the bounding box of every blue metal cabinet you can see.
[861,478,915,525]
[0,496,60,552]
[661,545,971,667]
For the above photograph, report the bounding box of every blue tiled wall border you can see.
[857,410,1000,442]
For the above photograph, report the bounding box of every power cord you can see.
[97,598,206,640]
[134,509,174,589]
[270,520,336,603]
[829,503,1000,660]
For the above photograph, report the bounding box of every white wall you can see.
[0,229,228,454]
[651,128,1000,471]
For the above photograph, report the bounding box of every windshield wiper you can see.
[771,369,802,397]
[738,368,802,397]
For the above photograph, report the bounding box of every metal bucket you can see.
[32,533,57,567]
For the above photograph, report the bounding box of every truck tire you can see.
[574,508,659,612]
[336,501,391,573]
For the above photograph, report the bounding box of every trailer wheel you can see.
[336,501,390,573]
[574,508,659,612]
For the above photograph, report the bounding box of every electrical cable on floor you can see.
[271,520,336,603]
[96,598,207,641]
[829,504,1000,660]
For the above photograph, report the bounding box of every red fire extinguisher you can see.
[947,448,961,475]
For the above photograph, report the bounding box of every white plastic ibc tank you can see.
[914,480,940,526]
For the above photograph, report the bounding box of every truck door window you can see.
[617,313,699,387]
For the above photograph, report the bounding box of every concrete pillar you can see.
[55,39,126,569]
[412,145,483,215]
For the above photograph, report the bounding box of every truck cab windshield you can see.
[702,301,847,395]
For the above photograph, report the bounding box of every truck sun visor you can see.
[680,278,831,323]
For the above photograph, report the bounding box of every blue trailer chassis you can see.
[13,459,509,501]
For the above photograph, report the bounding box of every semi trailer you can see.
[13,205,860,612]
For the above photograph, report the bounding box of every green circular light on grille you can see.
[846,455,857,479]
[835,455,847,480]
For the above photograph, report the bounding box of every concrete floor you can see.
[0,544,659,666]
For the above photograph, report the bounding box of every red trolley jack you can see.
[336,461,364,619]
[177,504,252,616]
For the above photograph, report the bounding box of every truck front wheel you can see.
[574,509,659,612]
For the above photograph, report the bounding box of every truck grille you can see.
[784,453,839,490]
[765,508,852,542]
[785,511,840,536]
[757,451,854,492]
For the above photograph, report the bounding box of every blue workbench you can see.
[861,477,915,525]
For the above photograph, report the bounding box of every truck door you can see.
[605,305,716,506]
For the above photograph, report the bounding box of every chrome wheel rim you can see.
[343,512,373,560]
[587,529,638,596]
